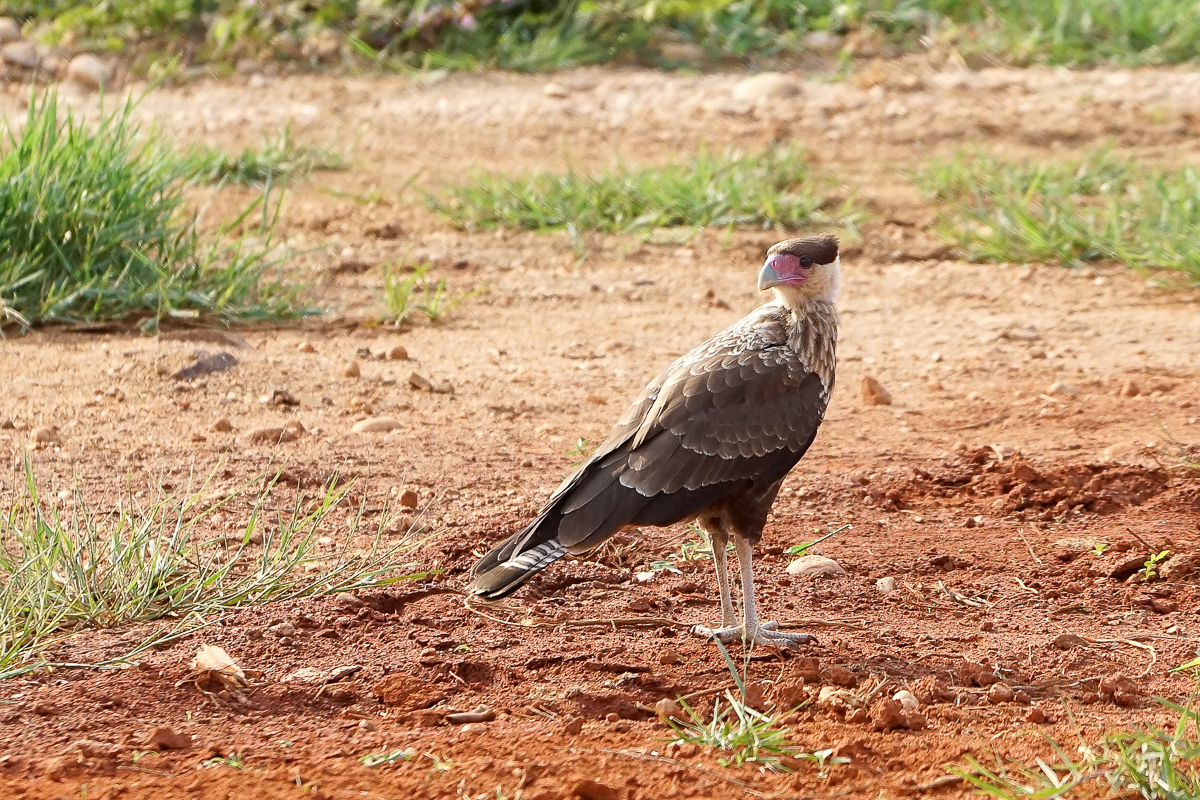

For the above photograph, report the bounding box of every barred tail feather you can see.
[468,526,568,600]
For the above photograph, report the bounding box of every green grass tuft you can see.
[380,263,479,325]
[0,91,306,327]
[925,0,1200,67]
[184,125,348,187]
[955,693,1200,799]
[0,460,427,679]
[427,146,856,233]
[916,149,1200,281]
[665,691,798,771]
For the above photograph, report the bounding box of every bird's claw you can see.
[691,621,817,649]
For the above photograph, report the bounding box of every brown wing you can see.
[549,340,831,550]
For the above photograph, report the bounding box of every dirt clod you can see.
[173,352,237,381]
[826,666,859,688]
[1052,633,1089,650]
[143,726,193,751]
[1160,553,1200,581]
[30,426,61,446]
[860,375,893,406]
[654,699,686,723]
[870,698,908,731]
[245,423,303,444]
[987,683,1015,704]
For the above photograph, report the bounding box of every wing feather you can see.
[541,304,832,549]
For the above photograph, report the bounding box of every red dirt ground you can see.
[1,61,1199,799]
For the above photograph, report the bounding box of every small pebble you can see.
[860,375,892,406]
[657,649,682,666]
[269,622,295,637]
[342,360,361,378]
[298,341,316,353]
[388,345,408,360]
[654,698,685,722]
[30,426,61,446]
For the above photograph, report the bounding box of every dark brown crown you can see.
[767,234,839,265]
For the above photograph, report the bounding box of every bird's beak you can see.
[757,257,784,291]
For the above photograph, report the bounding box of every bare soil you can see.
[2,61,1200,800]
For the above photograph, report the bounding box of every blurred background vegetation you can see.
[4,0,1200,73]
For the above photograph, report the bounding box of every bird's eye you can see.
[799,255,813,268]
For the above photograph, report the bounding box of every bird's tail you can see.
[468,519,568,600]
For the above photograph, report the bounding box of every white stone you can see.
[786,555,846,578]
[282,667,326,683]
[67,54,112,90]
[352,416,401,434]
[0,18,20,44]
[1,39,38,69]
[1046,381,1080,397]
[732,72,802,103]
[1102,441,1139,461]
[875,576,897,593]
[802,30,843,55]
[893,689,920,711]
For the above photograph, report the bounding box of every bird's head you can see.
[757,234,841,306]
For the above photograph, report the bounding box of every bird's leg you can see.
[708,524,737,628]
[694,534,816,649]
[691,523,736,639]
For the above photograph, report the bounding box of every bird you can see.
[469,234,841,647]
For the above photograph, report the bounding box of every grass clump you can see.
[662,639,829,774]
[0,92,303,327]
[184,126,348,187]
[381,263,479,325]
[0,461,427,679]
[665,691,797,771]
[956,695,1200,799]
[428,146,855,233]
[916,149,1200,281]
[922,0,1200,67]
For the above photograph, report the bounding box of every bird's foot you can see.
[691,620,816,649]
